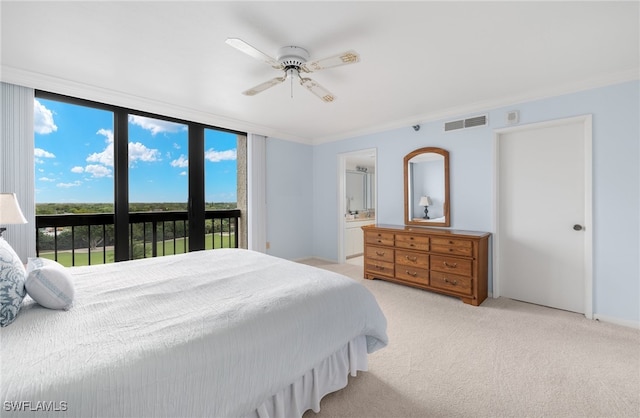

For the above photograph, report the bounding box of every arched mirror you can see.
[404,147,450,227]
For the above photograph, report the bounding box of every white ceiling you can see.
[1,1,638,144]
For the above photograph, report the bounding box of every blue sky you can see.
[34,98,238,204]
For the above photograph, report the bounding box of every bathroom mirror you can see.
[404,147,450,227]
[346,170,375,213]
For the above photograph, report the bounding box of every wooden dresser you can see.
[362,224,490,306]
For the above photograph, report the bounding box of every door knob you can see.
[573,224,584,231]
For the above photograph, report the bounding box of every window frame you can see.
[35,90,246,260]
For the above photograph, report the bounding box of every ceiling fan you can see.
[226,38,360,103]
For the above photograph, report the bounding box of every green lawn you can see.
[39,234,235,267]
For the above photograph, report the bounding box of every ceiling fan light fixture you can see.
[285,67,300,79]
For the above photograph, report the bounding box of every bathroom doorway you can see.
[337,148,377,264]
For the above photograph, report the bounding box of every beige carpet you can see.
[299,258,640,418]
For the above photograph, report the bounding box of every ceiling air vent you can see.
[444,120,464,131]
[444,114,488,132]
[464,115,487,128]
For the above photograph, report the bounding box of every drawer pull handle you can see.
[375,251,385,256]
[409,243,415,247]
[443,261,457,268]
[405,270,417,277]
[377,239,382,243]
[405,255,417,262]
[375,265,385,270]
[443,277,458,286]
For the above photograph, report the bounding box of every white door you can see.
[496,117,591,314]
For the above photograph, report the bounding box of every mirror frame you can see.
[404,147,450,227]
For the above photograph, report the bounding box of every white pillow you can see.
[25,258,75,310]
[26,256,58,273]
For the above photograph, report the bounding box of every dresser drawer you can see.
[396,266,429,286]
[430,238,473,257]
[396,249,429,269]
[430,271,472,295]
[365,259,395,278]
[362,225,489,306]
[365,231,394,246]
[395,234,429,251]
[430,255,472,277]
[365,245,394,263]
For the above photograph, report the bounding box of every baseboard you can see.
[294,256,337,264]
[593,314,640,330]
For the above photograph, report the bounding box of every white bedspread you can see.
[0,249,387,417]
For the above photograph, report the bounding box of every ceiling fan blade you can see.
[242,77,286,96]
[300,78,336,103]
[302,50,360,72]
[226,38,283,70]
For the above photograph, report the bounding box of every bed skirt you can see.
[248,335,368,418]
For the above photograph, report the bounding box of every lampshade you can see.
[418,196,432,207]
[0,193,27,225]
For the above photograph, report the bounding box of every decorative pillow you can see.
[26,256,58,274]
[25,258,75,310]
[0,237,27,327]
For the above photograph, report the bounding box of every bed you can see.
[0,248,388,418]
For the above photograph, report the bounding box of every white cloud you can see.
[34,148,56,158]
[34,100,58,134]
[39,177,55,182]
[180,171,187,176]
[205,148,237,162]
[129,115,185,135]
[129,142,161,163]
[86,128,159,170]
[96,128,113,143]
[171,155,188,168]
[57,181,82,188]
[86,129,114,166]
[71,166,84,173]
[84,164,112,178]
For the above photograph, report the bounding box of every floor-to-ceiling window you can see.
[34,97,115,265]
[34,91,246,266]
[204,128,238,249]
[127,114,189,259]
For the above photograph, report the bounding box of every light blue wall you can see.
[267,80,639,324]
[265,138,314,260]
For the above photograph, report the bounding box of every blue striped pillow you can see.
[26,258,75,310]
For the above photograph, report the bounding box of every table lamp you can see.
[0,193,27,237]
[418,196,432,219]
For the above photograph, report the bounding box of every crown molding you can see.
[311,67,640,145]
[0,65,313,145]
[3,65,636,147]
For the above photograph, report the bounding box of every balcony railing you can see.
[36,210,241,267]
